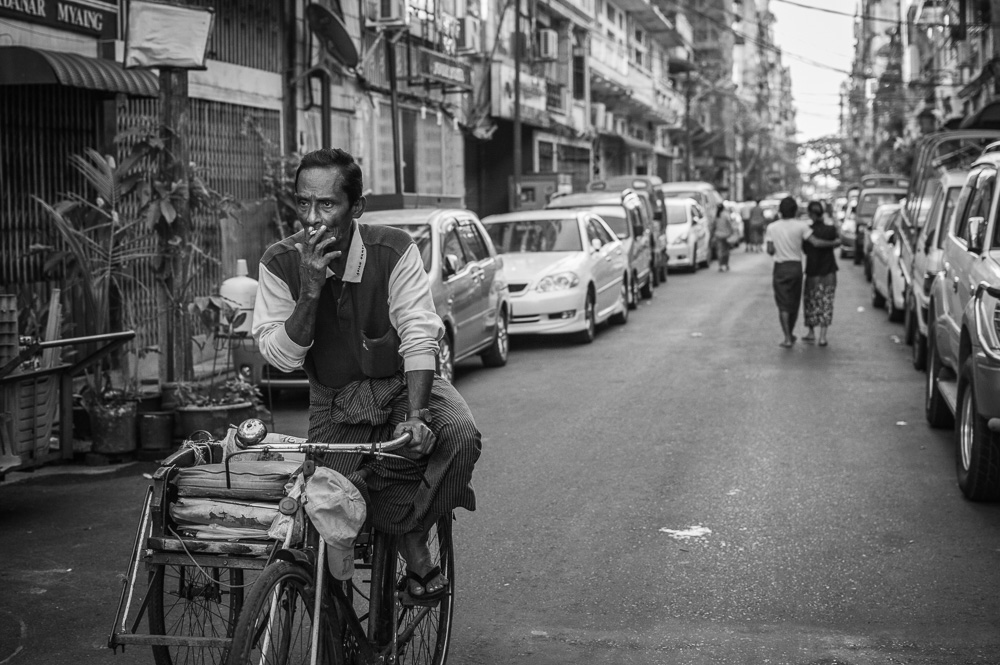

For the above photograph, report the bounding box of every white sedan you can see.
[480,209,629,343]
[662,198,711,271]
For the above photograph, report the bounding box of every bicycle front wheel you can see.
[226,562,334,665]
[148,563,244,665]
[371,514,455,665]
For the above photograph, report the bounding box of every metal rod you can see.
[512,4,522,211]
[310,543,326,665]
[387,33,404,194]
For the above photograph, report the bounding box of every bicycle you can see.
[224,419,455,665]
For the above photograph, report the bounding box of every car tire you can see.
[480,309,509,368]
[437,333,455,384]
[871,279,886,308]
[627,273,639,310]
[651,261,660,287]
[886,278,903,322]
[903,292,916,345]
[572,291,597,344]
[912,331,927,371]
[689,244,698,273]
[640,270,654,299]
[956,357,1000,501]
[925,326,954,429]
[610,279,629,325]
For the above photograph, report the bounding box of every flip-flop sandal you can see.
[397,566,450,606]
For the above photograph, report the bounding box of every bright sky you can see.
[768,0,857,142]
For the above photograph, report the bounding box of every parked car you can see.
[657,181,724,258]
[362,208,511,383]
[869,206,907,322]
[662,198,711,271]
[847,174,908,264]
[545,189,655,307]
[863,203,902,282]
[925,143,1000,500]
[480,209,629,343]
[588,176,668,284]
[905,170,967,370]
[759,198,781,223]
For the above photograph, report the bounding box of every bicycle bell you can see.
[235,418,268,448]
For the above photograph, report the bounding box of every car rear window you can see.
[485,219,583,253]
[387,224,433,272]
[858,192,902,219]
[592,211,628,238]
[664,205,688,225]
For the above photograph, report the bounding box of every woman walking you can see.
[802,200,838,346]
[747,199,766,252]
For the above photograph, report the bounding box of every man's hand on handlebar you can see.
[394,417,436,456]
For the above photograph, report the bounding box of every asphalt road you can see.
[2,247,1000,664]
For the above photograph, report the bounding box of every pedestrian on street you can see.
[747,199,766,252]
[802,200,838,347]
[765,196,840,348]
[252,147,482,603]
[714,202,734,272]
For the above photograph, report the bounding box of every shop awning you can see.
[0,46,159,97]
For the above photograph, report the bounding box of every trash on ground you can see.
[660,525,712,540]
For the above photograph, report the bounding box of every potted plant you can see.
[33,149,158,455]
[170,295,262,440]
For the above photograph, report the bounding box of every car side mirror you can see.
[968,216,986,253]
[444,254,461,276]
[591,238,603,252]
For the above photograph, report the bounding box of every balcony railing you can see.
[589,32,629,82]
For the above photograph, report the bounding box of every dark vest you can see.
[261,224,414,388]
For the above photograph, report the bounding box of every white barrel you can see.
[220,259,258,334]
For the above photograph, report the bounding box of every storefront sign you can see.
[0,0,118,39]
[491,62,548,126]
[413,46,471,89]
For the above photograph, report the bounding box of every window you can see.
[457,221,490,261]
[950,170,979,243]
[590,217,616,245]
[586,219,605,248]
[960,168,995,245]
[442,224,468,272]
[938,186,961,249]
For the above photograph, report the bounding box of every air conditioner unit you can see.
[458,16,481,53]
[591,102,606,129]
[538,28,558,61]
[373,0,408,26]
[604,111,616,133]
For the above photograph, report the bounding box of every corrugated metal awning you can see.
[0,46,159,97]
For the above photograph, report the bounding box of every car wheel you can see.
[572,291,597,344]
[640,270,654,299]
[689,244,699,273]
[912,330,927,371]
[627,273,639,310]
[903,292,916,345]
[610,279,629,325]
[956,357,1000,501]
[886,278,903,322]
[651,260,660,287]
[480,309,509,367]
[871,279,886,308]
[437,333,455,383]
[925,326,954,429]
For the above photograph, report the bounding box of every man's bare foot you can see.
[400,530,448,596]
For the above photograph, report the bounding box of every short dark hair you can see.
[294,148,364,206]
[779,196,798,219]
[807,200,824,216]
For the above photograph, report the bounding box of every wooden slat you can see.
[112,634,231,647]
[143,550,271,570]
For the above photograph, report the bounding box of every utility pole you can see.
[387,35,403,195]
[684,67,692,181]
[512,0,522,211]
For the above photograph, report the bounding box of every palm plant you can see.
[32,149,158,409]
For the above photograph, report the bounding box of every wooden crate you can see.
[0,294,16,367]
[0,375,60,467]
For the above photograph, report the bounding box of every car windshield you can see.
[486,219,582,253]
[858,193,902,219]
[388,224,433,271]
[662,191,701,201]
[664,205,689,225]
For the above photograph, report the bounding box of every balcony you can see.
[626,65,656,110]
[589,32,630,94]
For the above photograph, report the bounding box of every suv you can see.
[845,174,908,263]
[546,189,655,308]
[588,176,668,283]
[925,142,1000,500]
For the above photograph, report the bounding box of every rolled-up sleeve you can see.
[388,243,443,372]
[252,262,312,372]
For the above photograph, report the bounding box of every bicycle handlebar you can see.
[233,418,412,455]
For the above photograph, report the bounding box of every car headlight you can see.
[974,285,1000,356]
[670,234,688,245]
[536,272,580,292]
